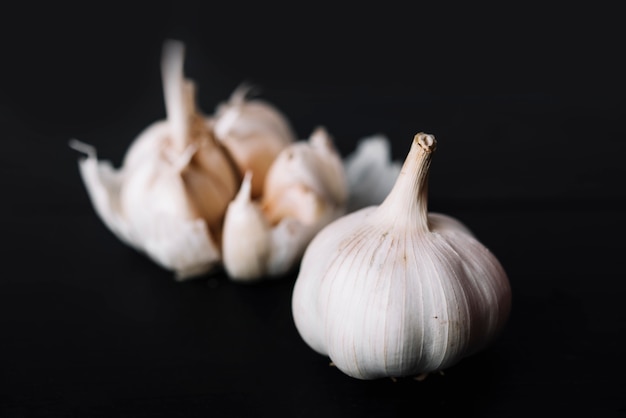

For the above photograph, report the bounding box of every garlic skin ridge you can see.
[70,40,296,280]
[291,133,512,380]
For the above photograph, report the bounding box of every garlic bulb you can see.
[70,40,240,280]
[291,133,512,380]
[222,127,348,281]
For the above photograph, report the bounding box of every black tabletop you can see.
[2,3,625,417]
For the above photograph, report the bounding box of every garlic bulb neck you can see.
[378,133,435,232]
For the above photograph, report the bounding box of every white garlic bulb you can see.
[222,127,348,281]
[70,40,240,280]
[291,133,512,380]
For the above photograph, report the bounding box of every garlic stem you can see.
[161,40,190,153]
[378,133,436,232]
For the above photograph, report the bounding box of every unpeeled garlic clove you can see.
[221,172,310,281]
[221,127,348,281]
[71,40,239,280]
[261,126,347,225]
[212,84,297,199]
[292,133,512,379]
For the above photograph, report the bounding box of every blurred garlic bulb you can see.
[212,85,297,199]
[70,40,240,280]
[292,133,512,380]
[222,127,348,281]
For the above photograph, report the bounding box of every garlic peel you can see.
[292,133,511,379]
[140,214,221,281]
[69,139,135,248]
[343,134,402,212]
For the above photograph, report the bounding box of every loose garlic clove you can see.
[221,128,348,282]
[71,40,239,280]
[221,172,310,281]
[220,172,272,280]
[292,133,512,380]
[212,84,297,199]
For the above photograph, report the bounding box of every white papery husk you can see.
[292,133,512,379]
[343,134,402,212]
[222,127,348,281]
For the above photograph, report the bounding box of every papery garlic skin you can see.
[222,127,348,282]
[343,134,402,212]
[71,40,239,280]
[292,133,511,380]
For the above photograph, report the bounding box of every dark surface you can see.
[1,3,625,417]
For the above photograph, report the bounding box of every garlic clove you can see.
[221,128,349,282]
[261,182,326,226]
[221,171,311,281]
[221,172,272,281]
[343,134,402,212]
[222,172,342,282]
[212,84,297,199]
[292,132,512,379]
[180,134,241,241]
[261,126,347,224]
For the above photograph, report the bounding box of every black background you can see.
[1,2,625,417]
